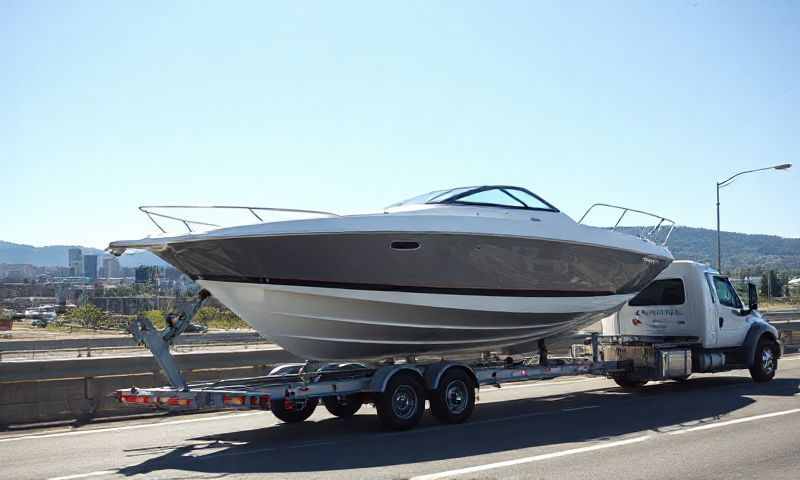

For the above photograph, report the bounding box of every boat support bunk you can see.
[115,291,685,430]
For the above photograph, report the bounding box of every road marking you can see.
[0,411,264,444]
[410,435,651,480]
[562,405,600,412]
[667,408,800,435]
[48,470,118,480]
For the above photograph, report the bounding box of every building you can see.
[83,255,98,281]
[135,266,157,284]
[68,248,83,277]
[102,256,121,279]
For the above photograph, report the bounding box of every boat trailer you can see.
[115,291,674,430]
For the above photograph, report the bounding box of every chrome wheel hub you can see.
[762,348,775,374]
[392,385,418,420]
[445,380,468,415]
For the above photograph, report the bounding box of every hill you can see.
[0,241,168,268]
[621,227,800,272]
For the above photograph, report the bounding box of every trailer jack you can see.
[128,289,211,390]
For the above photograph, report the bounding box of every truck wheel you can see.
[612,373,648,389]
[430,369,476,424]
[270,397,319,423]
[323,395,362,418]
[375,372,425,430]
[749,338,778,383]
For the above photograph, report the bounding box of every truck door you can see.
[711,275,749,348]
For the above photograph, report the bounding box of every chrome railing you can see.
[578,203,676,246]
[139,205,340,234]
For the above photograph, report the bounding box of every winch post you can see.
[128,289,211,390]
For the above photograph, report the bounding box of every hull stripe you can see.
[197,275,616,297]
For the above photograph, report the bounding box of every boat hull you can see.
[199,280,633,360]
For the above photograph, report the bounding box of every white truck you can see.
[601,260,782,387]
[115,260,782,431]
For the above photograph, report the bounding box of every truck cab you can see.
[601,260,781,384]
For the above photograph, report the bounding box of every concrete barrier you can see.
[0,348,300,427]
[0,330,264,352]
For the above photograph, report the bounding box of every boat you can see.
[108,185,675,361]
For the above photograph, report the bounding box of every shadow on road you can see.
[117,375,800,477]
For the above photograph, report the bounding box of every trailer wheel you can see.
[270,397,319,423]
[429,369,476,424]
[323,395,362,418]
[749,337,778,383]
[375,372,425,430]
[612,373,648,389]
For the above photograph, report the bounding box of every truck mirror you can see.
[747,283,758,311]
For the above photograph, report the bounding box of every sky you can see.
[1,1,798,248]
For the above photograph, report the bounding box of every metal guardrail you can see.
[139,205,340,234]
[578,203,676,246]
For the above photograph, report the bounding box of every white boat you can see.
[109,185,675,361]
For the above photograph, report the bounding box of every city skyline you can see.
[2,2,798,248]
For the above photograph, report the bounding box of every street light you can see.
[716,163,792,271]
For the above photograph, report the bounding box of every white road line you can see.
[48,470,118,480]
[0,411,263,444]
[410,435,651,480]
[562,405,600,412]
[667,408,800,435]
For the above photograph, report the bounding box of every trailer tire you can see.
[429,369,476,424]
[612,373,648,389]
[749,337,778,383]
[323,395,362,418]
[375,372,425,431]
[270,397,319,423]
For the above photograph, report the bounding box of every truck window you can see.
[628,279,685,306]
[712,276,743,309]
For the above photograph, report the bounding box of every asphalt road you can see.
[2,356,799,480]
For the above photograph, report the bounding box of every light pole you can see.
[716,163,792,272]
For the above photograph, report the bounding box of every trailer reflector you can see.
[224,395,245,406]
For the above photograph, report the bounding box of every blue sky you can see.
[2,1,797,248]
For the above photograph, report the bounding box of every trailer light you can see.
[224,395,245,406]
[121,394,152,404]
[160,397,191,407]
[259,395,271,409]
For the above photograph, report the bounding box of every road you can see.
[1,356,799,480]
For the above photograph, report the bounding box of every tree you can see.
[67,304,109,330]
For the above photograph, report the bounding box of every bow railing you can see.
[139,205,340,234]
[578,203,676,246]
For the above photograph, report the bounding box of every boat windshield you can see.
[387,186,559,212]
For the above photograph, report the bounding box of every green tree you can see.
[67,304,109,329]
[142,310,166,329]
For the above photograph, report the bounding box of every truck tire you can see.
[270,397,319,423]
[375,372,425,431]
[749,338,778,383]
[323,395,362,418]
[612,373,648,389]
[429,369,476,424]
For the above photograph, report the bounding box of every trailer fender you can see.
[366,365,424,393]
[423,363,478,391]
[743,323,781,368]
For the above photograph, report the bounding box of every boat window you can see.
[502,188,555,210]
[629,279,686,306]
[450,188,527,208]
[713,276,743,309]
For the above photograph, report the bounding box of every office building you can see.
[68,248,83,277]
